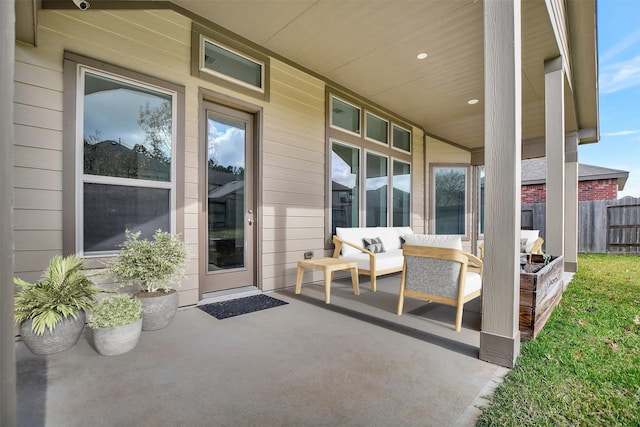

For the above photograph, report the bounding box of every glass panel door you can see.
[201,103,254,294]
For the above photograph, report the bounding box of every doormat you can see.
[198,294,289,320]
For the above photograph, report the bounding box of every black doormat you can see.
[198,294,289,320]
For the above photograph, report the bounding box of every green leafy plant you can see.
[14,255,103,335]
[109,229,188,293]
[89,294,143,329]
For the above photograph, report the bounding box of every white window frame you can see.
[330,139,362,232]
[199,35,265,93]
[76,66,178,257]
[391,157,412,227]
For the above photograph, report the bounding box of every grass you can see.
[477,254,640,426]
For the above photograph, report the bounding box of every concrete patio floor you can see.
[16,274,510,427]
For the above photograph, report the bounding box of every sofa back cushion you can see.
[403,234,462,250]
[336,227,415,256]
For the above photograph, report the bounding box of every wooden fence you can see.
[522,196,640,254]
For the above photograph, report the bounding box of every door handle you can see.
[248,218,254,226]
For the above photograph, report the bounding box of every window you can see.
[64,52,185,258]
[191,23,270,101]
[433,166,469,235]
[327,91,412,242]
[331,96,361,135]
[365,112,388,144]
[393,160,411,226]
[366,152,389,227]
[392,124,411,153]
[200,37,264,91]
[331,142,360,234]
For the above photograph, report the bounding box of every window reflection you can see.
[435,167,466,234]
[366,153,388,227]
[393,160,411,227]
[331,143,360,234]
[83,72,172,182]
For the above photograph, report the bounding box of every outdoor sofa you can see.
[333,226,413,292]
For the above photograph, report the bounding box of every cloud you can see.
[603,130,640,137]
[599,54,640,94]
[600,29,640,63]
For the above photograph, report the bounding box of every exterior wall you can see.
[522,179,618,204]
[13,9,427,304]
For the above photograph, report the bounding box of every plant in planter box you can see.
[14,255,103,355]
[90,294,143,356]
[109,229,188,330]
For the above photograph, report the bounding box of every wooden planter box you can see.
[519,255,564,340]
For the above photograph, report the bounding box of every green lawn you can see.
[477,254,640,426]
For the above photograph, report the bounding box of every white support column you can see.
[480,0,522,368]
[564,132,579,272]
[1,0,16,425]
[545,57,565,258]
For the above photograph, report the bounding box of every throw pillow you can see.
[520,238,528,253]
[400,236,406,247]
[363,237,386,253]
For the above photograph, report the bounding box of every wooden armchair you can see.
[397,244,483,332]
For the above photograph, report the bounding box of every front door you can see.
[200,102,255,294]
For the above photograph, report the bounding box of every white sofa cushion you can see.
[342,249,404,271]
[520,230,540,253]
[403,234,462,250]
[464,272,482,296]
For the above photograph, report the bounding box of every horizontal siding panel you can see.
[263,153,324,175]
[14,103,63,131]
[263,190,324,207]
[14,188,63,210]
[14,250,62,275]
[14,209,62,231]
[14,167,62,191]
[263,251,331,267]
[262,178,324,197]
[102,10,191,46]
[263,140,324,164]
[14,146,63,171]
[262,127,325,154]
[14,125,62,150]
[271,59,324,90]
[40,11,189,65]
[264,106,324,133]
[263,165,323,185]
[262,238,325,254]
[262,227,325,241]
[14,230,62,251]
[262,205,324,217]
[14,81,63,110]
[262,215,324,229]
[14,59,63,91]
[15,44,64,72]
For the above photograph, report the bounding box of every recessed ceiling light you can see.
[417,53,428,60]
[467,99,479,105]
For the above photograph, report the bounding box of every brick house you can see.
[522,158,629,203]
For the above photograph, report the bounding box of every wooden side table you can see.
[295,257,359,304]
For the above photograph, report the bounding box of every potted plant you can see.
[90,294,143,356]
[14,255,102,355]
[109,229,188,330]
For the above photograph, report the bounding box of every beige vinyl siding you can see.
[411,128,426,233]
[261,60,326,289]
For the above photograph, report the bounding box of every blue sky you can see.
[580,0,640,198]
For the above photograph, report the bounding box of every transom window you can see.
[200,36,264,92]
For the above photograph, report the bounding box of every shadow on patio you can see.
[16,274,509,427]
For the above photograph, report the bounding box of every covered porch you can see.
[2,0,598,424]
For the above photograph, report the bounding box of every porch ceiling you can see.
[168,0,597,151]
[31,0,598,151]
